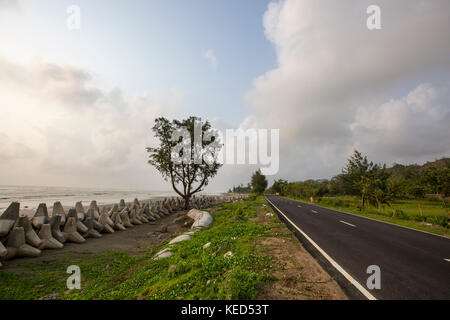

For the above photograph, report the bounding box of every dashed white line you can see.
[340,220,356,227]
[297,205,302,208]
[445,258,450,262]
[311,210,318,213]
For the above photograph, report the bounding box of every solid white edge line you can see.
[340,220,356,227]
[265,196,377,300]
[445,259,450,262]
[285,197,450,240]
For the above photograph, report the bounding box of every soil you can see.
[254,207,347,300]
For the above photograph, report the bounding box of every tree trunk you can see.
[184,195,190,211]
[417,199,424,221]
[361,195,365,211]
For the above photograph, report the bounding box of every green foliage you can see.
[251,169,268,194]
[146,116,222,209]
[0,196,278,300]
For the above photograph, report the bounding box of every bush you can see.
[425,216,448,228]
[393,209,410,220]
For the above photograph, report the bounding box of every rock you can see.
[119,199,126,210]
[0,240,7,259]
[38,224,64,249]
[31,203,49,230]
[52,201,66,225]
[75,201,86,221]
[203,242,211,249]
[160,225,168,233]
[120,210,133,228]
[168,234,191,244]
[154,248,173,260]
[223,251,233,259]
[266,212,274,217]
[168,265,177,272]
[40,293,61,300]
[62,217,86,243]
[50,214,66,243]
[187,209,213,230]
[17,216,43,248]
[82,218,103,239]
[4,227,42,259]
[88,201,100,219]
[98,213,115,233]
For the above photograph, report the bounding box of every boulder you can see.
[0,202,20,237]
[111,212,126,231]
[38,224,63,249]
[119,199,126,210]
[129,209,143,225]
[52,201,66,225]
[75,201,85,221]
[119,210,133,228]
[62,217,86,243]
[168,234,191,244]
[88,201,100,220]
[98,213,115,233]
[4,227,41,259]
[31,203,49,230]
[187,209,213,230]
[82,218,103,239]
[17,216,43,248]
[67,208,89,234]
[49,215,66,243]
[0,239,7,258]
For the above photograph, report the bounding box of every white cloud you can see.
[203,49,218,70]
[0,56,183,188]
[244,0,450,182]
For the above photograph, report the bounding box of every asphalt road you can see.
[265,195,450,300]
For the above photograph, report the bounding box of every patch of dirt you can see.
[2,211,191,268]
[254,207,348,300]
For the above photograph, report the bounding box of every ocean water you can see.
[0,185,177,212]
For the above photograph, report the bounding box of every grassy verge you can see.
[284,196,449,237]
[0,196,283,300]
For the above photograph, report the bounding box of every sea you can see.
[0,185,178,212]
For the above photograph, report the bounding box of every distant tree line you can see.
[228,169,268,195]
[267,150,450,215]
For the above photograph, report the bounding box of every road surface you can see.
[265,195,450,300]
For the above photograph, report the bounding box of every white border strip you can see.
[266,196,376,300]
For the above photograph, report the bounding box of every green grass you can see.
[285,195,449,237]
[0,196,278,300]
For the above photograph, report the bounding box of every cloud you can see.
[244,0,450,182]
[203,49,218,70]
[0,56,184,188]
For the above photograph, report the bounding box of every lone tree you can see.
[251,169,268,194]
[147,116,222,209]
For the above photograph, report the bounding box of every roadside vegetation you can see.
[0,196,290,300]
[267,150,449,236]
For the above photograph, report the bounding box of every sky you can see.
[0,0,449,192]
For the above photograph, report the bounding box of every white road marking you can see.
[445,259,450,262]
[297,205,302,208]
[265,196,376,300]
[311,210,318,213]
[340,220,356,227]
